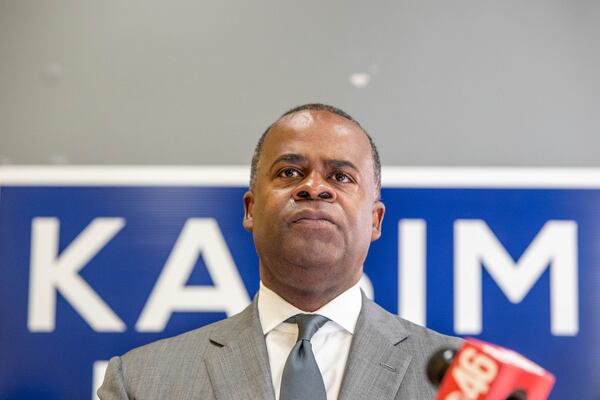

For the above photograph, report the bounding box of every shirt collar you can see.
[258,280,362,335]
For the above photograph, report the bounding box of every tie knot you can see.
[287,314,329,342]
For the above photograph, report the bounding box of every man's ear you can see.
[243,191,254,232]
[371,200,385,241]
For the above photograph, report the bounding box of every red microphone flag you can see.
[436,339,555,400]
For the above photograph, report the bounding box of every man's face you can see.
[243,110,385,297]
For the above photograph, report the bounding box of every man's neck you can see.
[260,276,360,312]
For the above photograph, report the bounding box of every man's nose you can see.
[292,173,336,202]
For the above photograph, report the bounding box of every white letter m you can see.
[454,220,578,336]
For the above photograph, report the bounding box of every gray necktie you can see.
[279,314,330,400]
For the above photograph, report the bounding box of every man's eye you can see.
[280,168,300,178]
[333,172,351,183]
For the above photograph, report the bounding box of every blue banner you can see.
[0,167,598,399]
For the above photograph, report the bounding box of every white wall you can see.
[0,0,598,166]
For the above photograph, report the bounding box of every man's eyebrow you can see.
[269,154,359,173]
[326,159,359,172]
[269,153,307,170]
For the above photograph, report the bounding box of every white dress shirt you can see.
[257,280,363,400]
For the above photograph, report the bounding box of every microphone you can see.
[427,338,555,400]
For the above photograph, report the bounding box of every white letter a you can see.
[136,218,250,332]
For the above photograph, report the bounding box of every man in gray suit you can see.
[99,104,461,399]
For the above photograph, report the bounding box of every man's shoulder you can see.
[99,307,259,398]
[121,305,253,366]
[123,319,217,360]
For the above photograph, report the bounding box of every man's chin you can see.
[283,241,342,265]
[288,226,339,242]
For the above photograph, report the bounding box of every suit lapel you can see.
[204,298,276,400]
[338,294,413,400]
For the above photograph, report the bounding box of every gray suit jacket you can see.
[99,294,462,399]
